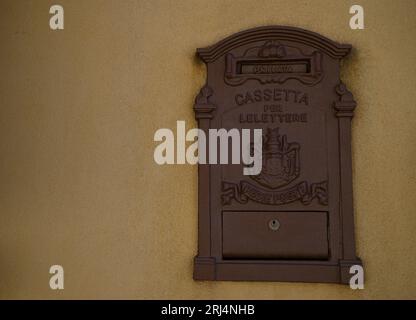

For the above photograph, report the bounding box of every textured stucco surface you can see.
[0,0,415,299]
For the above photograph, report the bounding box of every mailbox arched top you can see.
[197,26,351,62]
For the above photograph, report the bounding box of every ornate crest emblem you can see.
[223,127,327,206]
[250,128,300,189]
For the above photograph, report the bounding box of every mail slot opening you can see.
[237,60,310,75]
[222,211,329,260]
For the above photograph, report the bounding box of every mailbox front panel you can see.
[193,26,363,284]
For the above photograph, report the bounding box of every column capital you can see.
[194,85,216,119]
[334,82,357,118]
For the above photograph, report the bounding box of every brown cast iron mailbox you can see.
[193,26,363,283]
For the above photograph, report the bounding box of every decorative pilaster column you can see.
[334,82,362,283]
[193,85,216,280]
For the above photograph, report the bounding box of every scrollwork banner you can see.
[221,180,328,206]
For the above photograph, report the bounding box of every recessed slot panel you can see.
[238,60,310,75]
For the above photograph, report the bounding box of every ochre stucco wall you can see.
[0,0,415,299]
